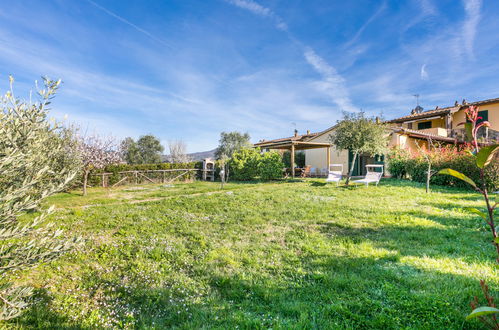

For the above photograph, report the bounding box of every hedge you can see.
[387,147,498,191]
[229,148,284,181]
[87,162,202,187]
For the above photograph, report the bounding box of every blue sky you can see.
[1,0,498,152]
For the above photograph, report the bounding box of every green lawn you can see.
[5,179,498,329]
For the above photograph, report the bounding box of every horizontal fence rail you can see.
[90,169,215,187]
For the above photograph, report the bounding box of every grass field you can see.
[5,179,498,329]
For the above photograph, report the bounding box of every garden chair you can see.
[301,165,312,178]
[326,164,343,186]
[352,164,384,186]
[310,167,317,177]
[320,167,328,177]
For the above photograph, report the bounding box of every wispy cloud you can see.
[225,0,287,31]
[304,48,357,112]
[419,0,437,16]
[420,64,429,80]
[85,0,173,49]
[225,0,356,112]
[462,0,481,58]
[343,2,387,49]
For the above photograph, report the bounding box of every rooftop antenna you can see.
[413,94,420,107]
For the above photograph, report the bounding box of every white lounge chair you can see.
[326,164,343,186]
[353,164,384,186]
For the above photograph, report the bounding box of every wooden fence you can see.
[91,169,214,187]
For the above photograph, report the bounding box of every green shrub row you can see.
[388,147,498,190]
[87,162,202,187]
[228,148,284,181]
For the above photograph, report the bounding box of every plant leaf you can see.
[438,168,477,188]
[464,207,487,220]
[494,237,499,244]
[476,144,499,169]
[466,306,499,320]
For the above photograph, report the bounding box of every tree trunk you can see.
[83,170,89,196]
[346,151,358,185]
[426,161,431,194]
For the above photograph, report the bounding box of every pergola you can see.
[254,138,331,178]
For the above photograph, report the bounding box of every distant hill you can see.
[162,149,216,162]
[187,149,217,161]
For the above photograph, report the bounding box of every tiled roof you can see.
[388,96,499,123]
[387,106,457,123]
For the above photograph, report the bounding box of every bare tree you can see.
[77,134,122,195]
[168,140,192,163]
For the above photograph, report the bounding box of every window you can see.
[417,121,432,130]
[407,123,413,129]
[466,110,488,124]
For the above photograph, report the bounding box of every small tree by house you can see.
[78,134,122,196]
[0,76,81,320]
[215,131,252,181]
[330,112,388,184]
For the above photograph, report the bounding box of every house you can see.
[254,97,499,177]
[387,98,499,151]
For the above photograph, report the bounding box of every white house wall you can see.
[304,131,349,174]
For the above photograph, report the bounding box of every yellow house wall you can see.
[452,102,499,129]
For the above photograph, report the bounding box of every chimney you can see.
[462,99,468,105]
[306,129,310,134]
[454,100,459,106]
[294,129,298,137]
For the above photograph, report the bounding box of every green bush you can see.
[388,147,498,190]
[88,162,202,187]
[258,151,284,180]
[228,148,261,181]
[387,148,410,179]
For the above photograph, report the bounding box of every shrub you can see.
[259,151,284,180]
[228,148,261,181]
[387,146,498,190]
[387,147,410,179]
[88,162,201,187]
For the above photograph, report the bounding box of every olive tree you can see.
[215,131,252,181]
[330,112,388,184]
[0,77,81,320]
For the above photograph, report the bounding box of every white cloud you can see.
[420,64,429,80]
[419,0,437,16]
[226,0,272,17]
[304,48,357,113]
[85,0,173,49]
[462,0,481,58]
[343,2,387,49]
[225,0,356,113]
[225,0,287,31]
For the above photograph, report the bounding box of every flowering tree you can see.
[168,140,192,163]
[78,134,122,195]
[0,77,80,319]
[438,105,499,326]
